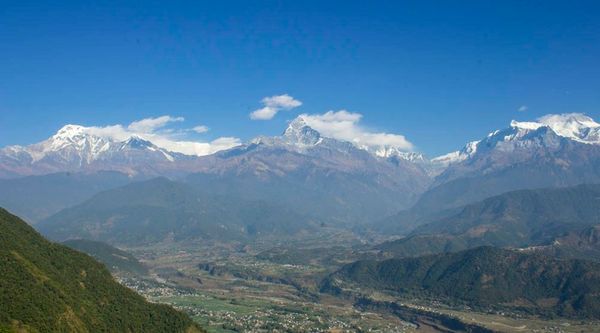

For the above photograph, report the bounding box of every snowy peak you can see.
[53,124,87,139]
[376,147,425,162]
[282,117,322,146]
[120,136,154,150]
[248,117,323,148]
[478,113,600,150]
[511,113,600,144]
[0,124,183,175]
[280,117,426,162]
[433,113,600,170]
[432,140,479,166]
[49,124,110,149]
[29,125,113,163]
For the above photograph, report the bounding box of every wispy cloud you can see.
[297,110,414,152]
[518,105,528,112]
[250,94,302,120]
[85,116,239,156]
[192,125,209,133]
[127,115,184,133]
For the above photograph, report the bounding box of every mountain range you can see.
[0,125,194,178]
[3,113,600,231]
[378,113,600,232]
[1,117,432,225]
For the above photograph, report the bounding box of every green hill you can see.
[323,246,600,318]
[62,239,148,276]
[0,208,203,333]
[378,184,600,259]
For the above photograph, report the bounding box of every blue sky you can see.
[1,1,599,156]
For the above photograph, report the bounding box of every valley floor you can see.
[111,235,600,333]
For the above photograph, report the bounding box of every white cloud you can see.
[250,106,279,120]
[250,94,302,120]
[147,136,241,156]
[192,125,209,133]
[518,105,528,112]
[263,94,302,109]
[128,115,184,133]
[84,116,239,156]
[298,110,414,152]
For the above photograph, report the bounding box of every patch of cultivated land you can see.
[119,240,600,333]
[439,307,600,333]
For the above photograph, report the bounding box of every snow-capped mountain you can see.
[0,117,429,179]
[0,124,188,177]
[0,120,432,223]
[431,141,478,167]
[433,113,600,169]
[250,117,326,149]
[414,113,600,213]
[197,117,430,179]
[6,112,600,228]
[184,118,432,223]
[517,113,600,144]
[252,117,425,163]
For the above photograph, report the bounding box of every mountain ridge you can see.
[377,183,600,259]
[322,246,600,318]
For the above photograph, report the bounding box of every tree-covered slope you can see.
[62,239,148,276]
[323,247,600,318]
[0,208,203,333]
[378,184,600,259]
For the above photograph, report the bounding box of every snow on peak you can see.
[538,113,600,143]
[510,113,600,144]
[122,136,154,149]
[434,113,600,168]
[44,124,112,160]
[285,116,308,131]
[15,124,183,164]
[432,140,479,166]
[510,120,542,130]
[282,117,322,146]
[54,124,87,139]
[374,146,425,161]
